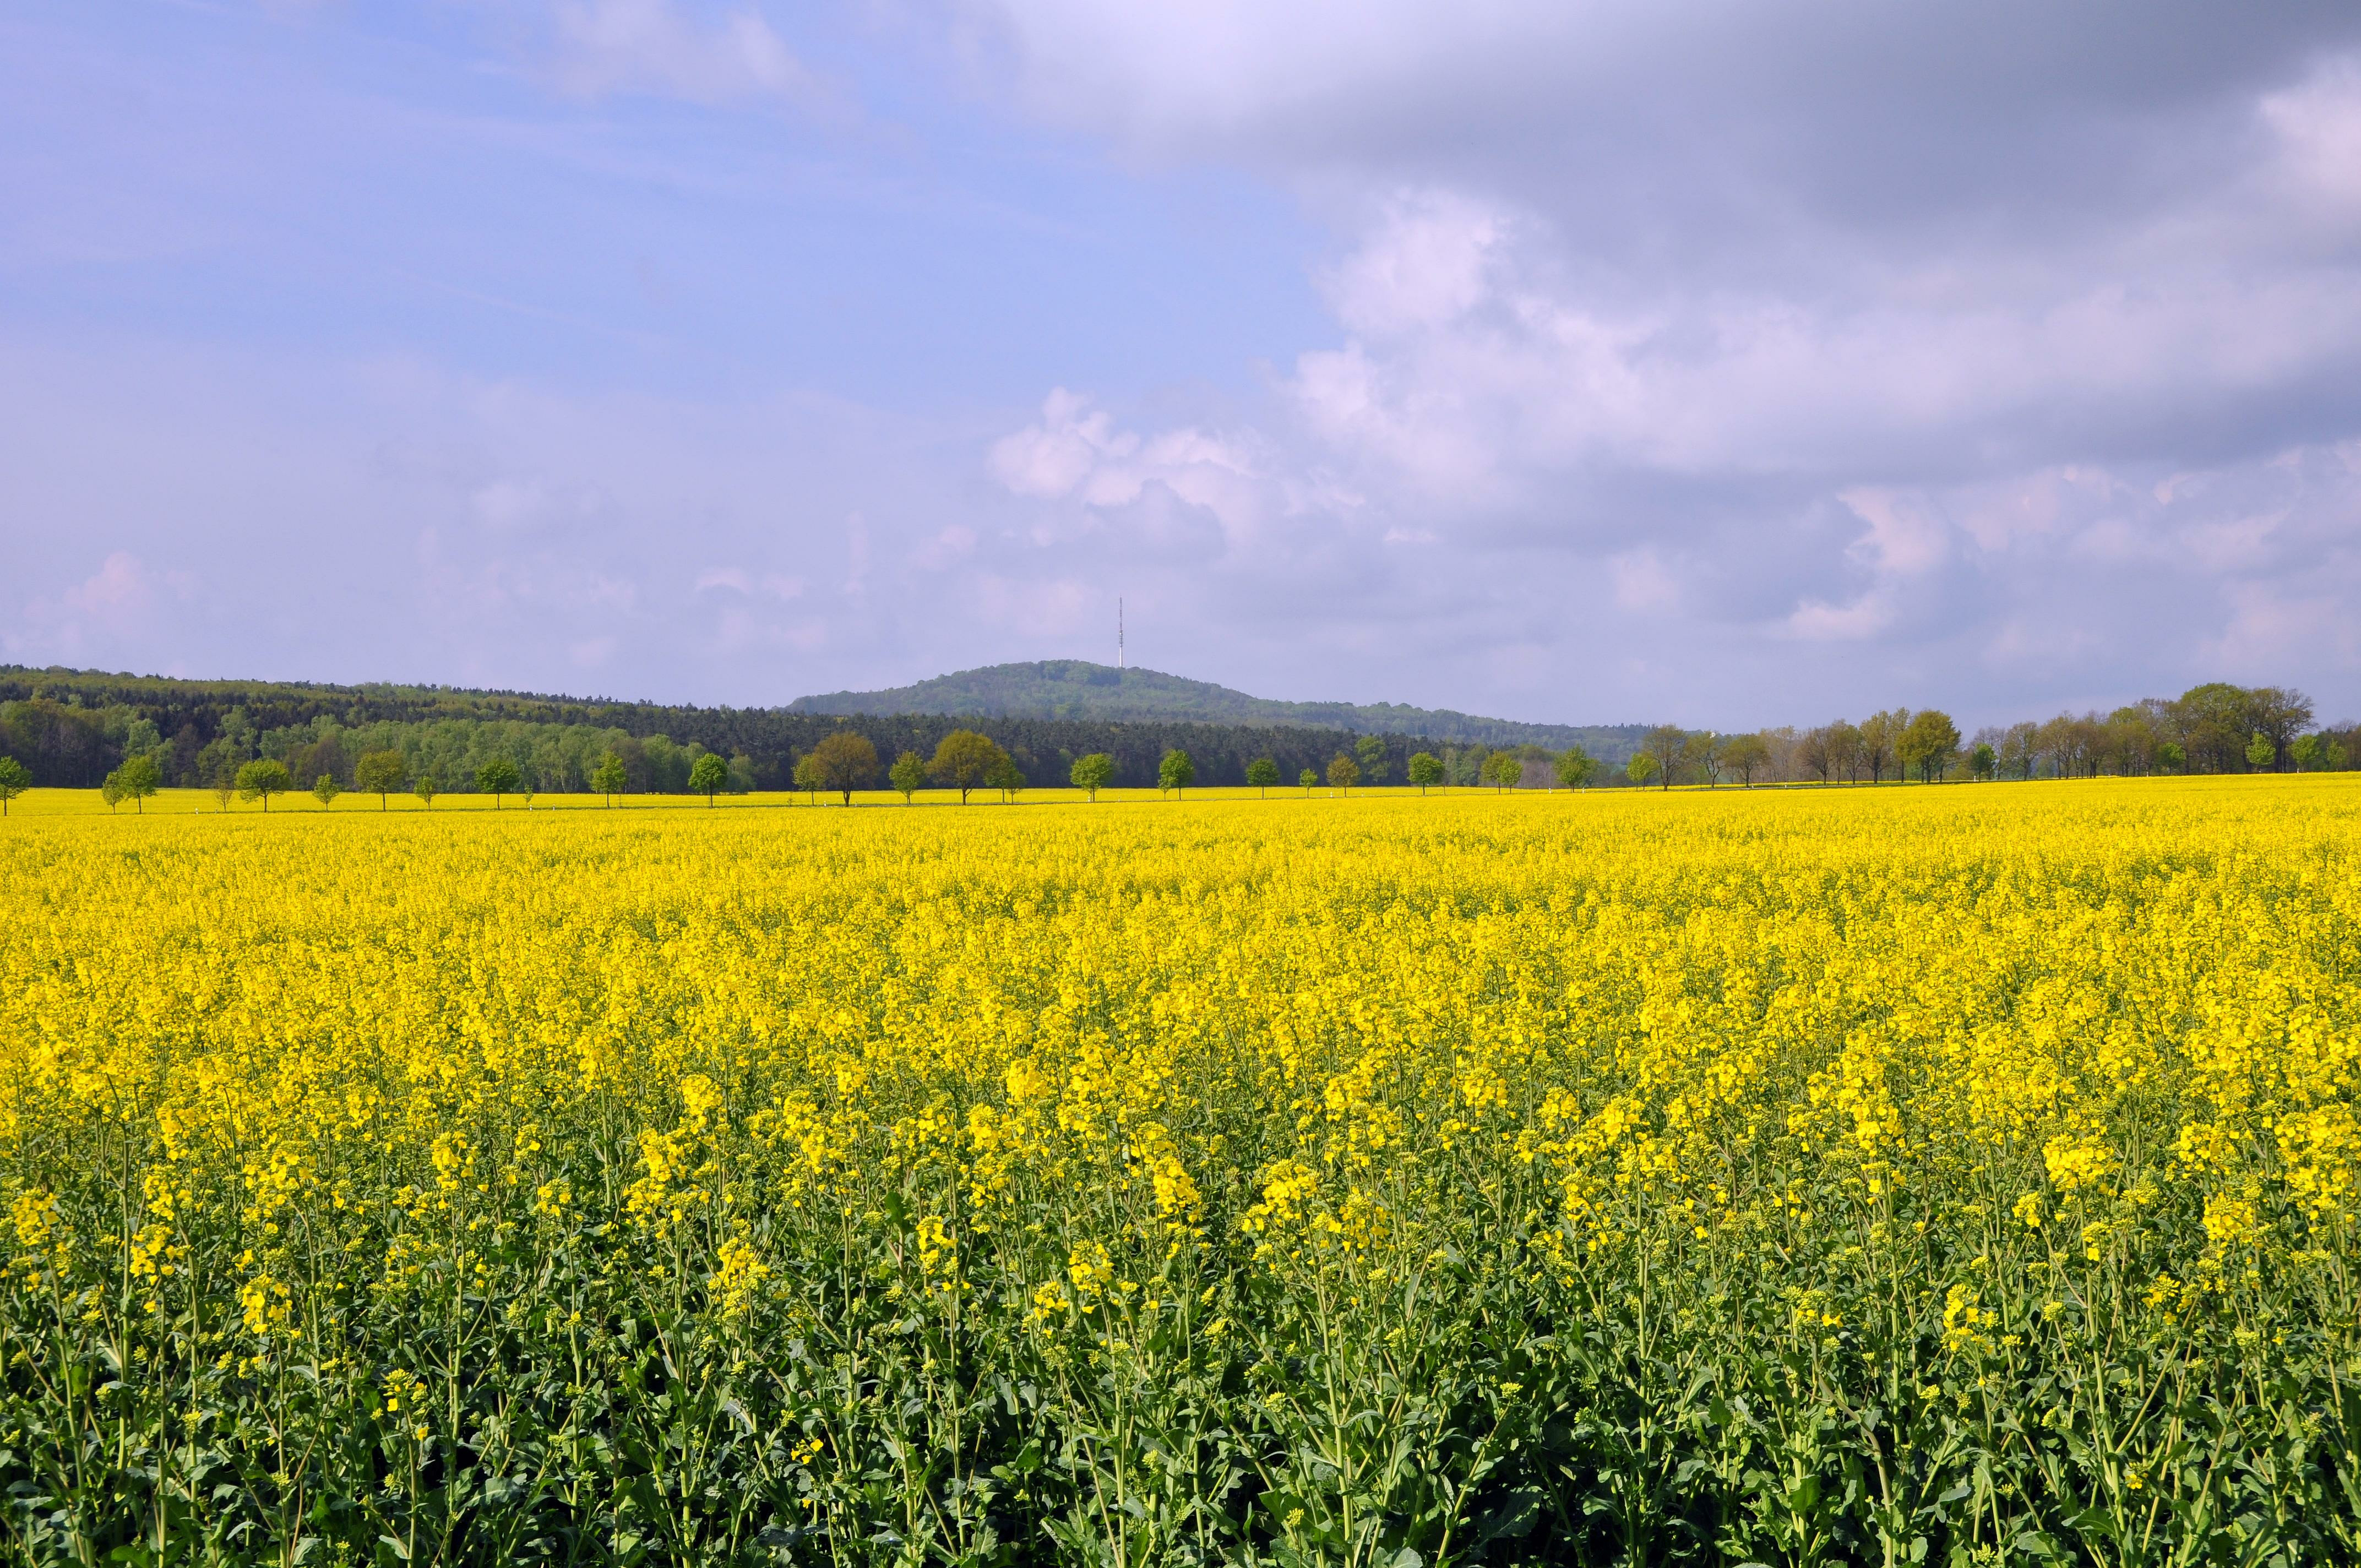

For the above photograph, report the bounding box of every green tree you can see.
[1246,756,1281,797]
[413,774,439,810]
[1482,751,1523,792]
[809,732,879,804]
[2246,731,2276,770]
[1299,767,1319,795]
[2156,740,2186,774]
[986,753,1025,802]
[929,729,1005,804]
[1971,742,1998,781]
[1626,752,1660,787]
[1158,748,1195,798]
[476,756,523,808]
[792,753,824,803]
[236,758,292,811]
[356,749,408,810]
[311,773,342,811]
[1900,710,1962,783]
[1070,753,1114,802]
[1407,752,1444,794]
[1354,733,1389,786]
[889,750,927,803]
[2292,734,2324,771]
[101,772,126,812]
[1680,733,1723,787]
[116,753,161,812]
[1327,754,1358,794]
[1551,747,1596,791]
[0,755,28,815]
[1858,710,1906,783]
[1641,725,1685,791]
[689,752,730,805]
[589,753,626,806]
[1721,734,1770,787]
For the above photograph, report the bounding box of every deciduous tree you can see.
[476,757,523,808]
[929,730,1004,804]
[1070,753,1114,801]
[1482,752,1522,792]
[1159,748,1195,798]
[1354,733,1389,786]
[237,759,292,811]
[1626,752,1660,787]
[1721,733,1770,787]
[1641,725,1685,791]
[890,750,927,803]
[1899,710,1961,783]
[1408,752,1444,793]
[1327,754,1359,794]
[987,753,1025,802]
[1247,757,1281,797]
[1298,767,1318,795]
[809,732,879,804]
[0,755,28,815]
[116,753,161,812]
[312,774,342,811]
[412,774,438,809]
[589,753,625,806]
[357,750,408,810]
[689,752,730,805]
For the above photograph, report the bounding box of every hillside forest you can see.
[0,668,2349,797]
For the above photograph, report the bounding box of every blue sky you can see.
[6,1,2360,727]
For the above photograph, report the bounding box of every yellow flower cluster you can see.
[0,773,2354,1559]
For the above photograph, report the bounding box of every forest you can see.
[1,666,2350,796]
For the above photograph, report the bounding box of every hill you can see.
[792,661,1644,755]
[0,665,1590,793]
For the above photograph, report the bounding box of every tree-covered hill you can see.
[792,660,1645,754]
[0,666,1549,792]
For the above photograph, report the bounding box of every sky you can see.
[4,1,2359,729]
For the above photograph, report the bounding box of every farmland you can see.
[1,778,2356,1564]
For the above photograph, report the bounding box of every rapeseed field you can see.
[1,778,2355,1565]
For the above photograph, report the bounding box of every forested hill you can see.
[793,660,1644,753]
[0,665,1566,793]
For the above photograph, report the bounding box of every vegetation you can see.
[806,733,879,805]
[234,758,291,811]
[689,753,731,806]
[1069,754,1114,802]
[476,756,523,808]
[1247,758,1280,797]
[309,774,342,812]
[355,749,407,809]
[0,756,26,815]
[2,780,2357,1564]
[791,659,1649,753]
[889,751,927,804]
[1158,748,1195,798]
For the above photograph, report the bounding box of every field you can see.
[1,778,2357,1566]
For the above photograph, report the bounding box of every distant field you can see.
[2,777,2355,1564]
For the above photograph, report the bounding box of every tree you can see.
[1482,751,1522,792]
[1827,720,1864,783]
[1641,725,1685,791]
[2155,740,2186,774]
[1626,752,1660,787]
[1159,748,1196,798]
[1681,732,1723,787]
[1899,710,1962,783]
[689,752,730,805]
[1971,742,1998,781]
[929,730,1005,804]
[1328,754,1359,794]
[116,753,161,812]
[1299,767,1318,795]
[1798,727,1836,785]
[792,754,824,803]
[2249,687,2314,770]
[235,758,292,811]
[1551,747,1596,791]
[101,772,126,812]
[889,750,927,803]
[1070,753,1114,802]
[0,755,27,815]
[987,753,1026,802]
[589,753,626,806]
[412,774,438,809]
[1721,733,1770,787]
[1247,756,1281,797]
[311,772,342,811]
[356,749,408,810]
[1408,752,1445,794]
[2246,732,2276,770]
[1354,734,1389,786]
[476,756,523,808]
[2293,734,2325,771]
[1857,710,1906,784]
[809,732,879,804]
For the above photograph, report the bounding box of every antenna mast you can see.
[1118,598,1125,670]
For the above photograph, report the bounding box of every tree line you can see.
[2,669,2350,805]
